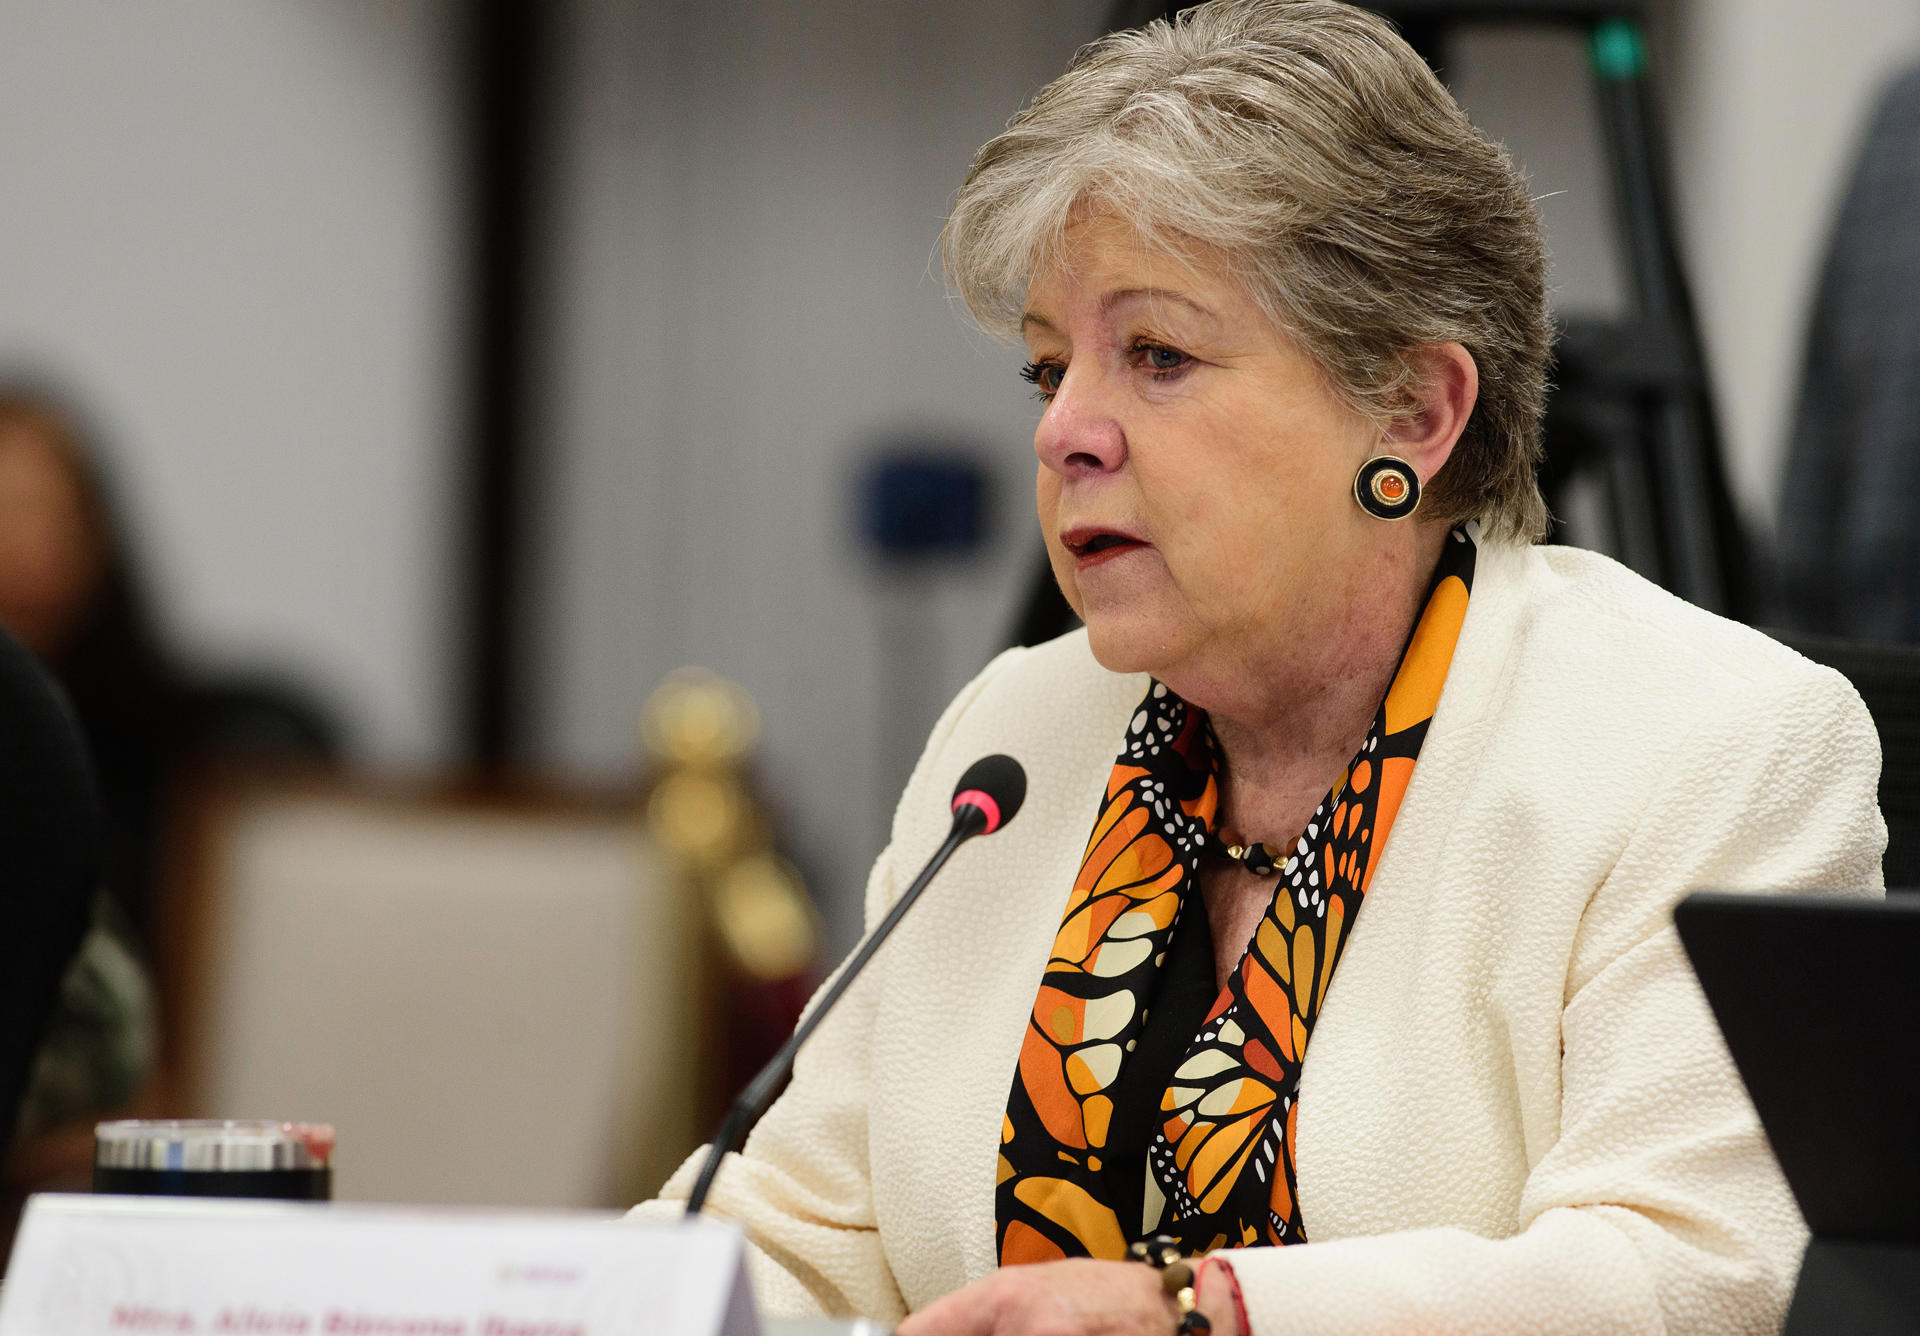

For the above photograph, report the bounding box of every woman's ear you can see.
[1383,342,1478,484]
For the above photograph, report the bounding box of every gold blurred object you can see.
[713,853,819,982]
[648,771,754,871]
[642,669,760,766]
[640,669,818,982]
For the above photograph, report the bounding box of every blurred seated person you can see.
[0,388,179,948]
[0,382,339,1193]
[0,619,108,1175]
[0,388,171,1181]
[1775,60,1920,642]
[633,4,1887,1333]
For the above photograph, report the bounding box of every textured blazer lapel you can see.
[1349,537,1535,899]
[1421,536,1534,735]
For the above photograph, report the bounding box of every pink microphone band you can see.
[951,789,1001,833]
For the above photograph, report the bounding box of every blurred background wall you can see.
[525,0,1111,945]
[0,0,464,769]
[2,0,1916,955]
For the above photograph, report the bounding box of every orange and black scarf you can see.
[997,528,1475,1262]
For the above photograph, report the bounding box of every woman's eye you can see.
[1135,343,1189,373]
[1020,360,1065,399]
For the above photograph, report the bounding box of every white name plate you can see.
[0,1195,757,1336]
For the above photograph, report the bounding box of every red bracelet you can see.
[1197,1257,1250,1336]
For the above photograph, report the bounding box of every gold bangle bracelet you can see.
[1127,1236,1213,1336]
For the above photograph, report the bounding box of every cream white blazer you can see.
[636,540,1886,1334]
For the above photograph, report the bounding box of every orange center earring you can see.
[1354,455,1421,520]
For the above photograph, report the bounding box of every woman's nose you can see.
[1034,367,1126,477]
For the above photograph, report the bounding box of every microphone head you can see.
[950,754,1026,835]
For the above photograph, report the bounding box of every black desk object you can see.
[1676,892,1920,1333]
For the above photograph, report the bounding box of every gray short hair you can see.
[942,0,1551,542]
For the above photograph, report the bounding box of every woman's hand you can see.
[896,1258,1241,1336]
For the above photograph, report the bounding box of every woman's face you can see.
[1024,213,1387,702]
[0,421,101,656]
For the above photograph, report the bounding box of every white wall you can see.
[529,0,1110,947]
[0,0,464,767]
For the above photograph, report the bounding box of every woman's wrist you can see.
[1197,1256,1249,1336]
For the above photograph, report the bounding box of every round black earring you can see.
[1354,455,1420,521]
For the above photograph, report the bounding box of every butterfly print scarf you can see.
[997,528,1476,1262]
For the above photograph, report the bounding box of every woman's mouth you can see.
[1062,527,1148,570]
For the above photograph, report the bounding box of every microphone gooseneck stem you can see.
[684,806,987,1217]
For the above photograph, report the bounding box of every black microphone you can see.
[684,753,1027,1217]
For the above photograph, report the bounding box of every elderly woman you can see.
[638,2,1885,1331]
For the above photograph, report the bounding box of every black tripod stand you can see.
[1012,0,1749,647]
[1383,0,1749,619]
